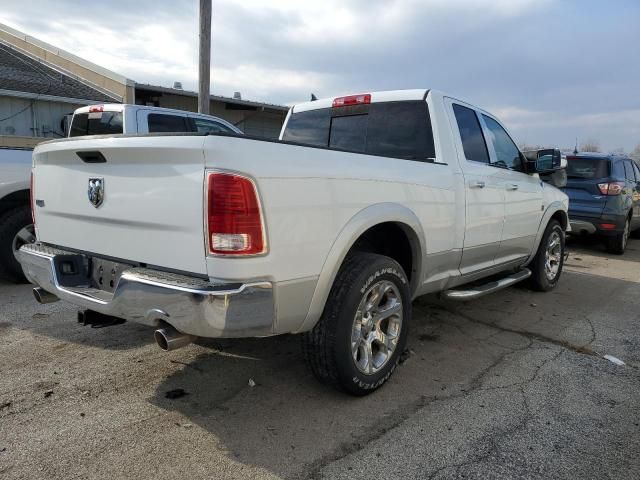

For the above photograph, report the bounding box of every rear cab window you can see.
[69,110,123,137]
[282,100,436,162]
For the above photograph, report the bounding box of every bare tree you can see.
[580,138,600,153]
[630,144,640,161]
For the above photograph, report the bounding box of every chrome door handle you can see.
[470,181,486,189]
[506,184,519,191]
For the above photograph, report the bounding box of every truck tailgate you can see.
[33,135,208,274]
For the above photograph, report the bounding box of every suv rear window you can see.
[566,157,610,179]
[69,111,123,137]
[282,101,436,162]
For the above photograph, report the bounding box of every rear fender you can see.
[296,203,426,333]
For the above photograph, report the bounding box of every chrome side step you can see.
[441,268,531,301]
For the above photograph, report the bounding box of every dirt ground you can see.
[1,236,639,479]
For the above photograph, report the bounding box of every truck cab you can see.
[68,104,243,137]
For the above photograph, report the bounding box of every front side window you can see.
[452,104,489,163]
[194,118,234,134]
[482,115,522,171]
[623,160,636,182]
[632,161,640,181]
[147,114,189,133]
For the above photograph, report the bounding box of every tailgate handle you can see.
[76,151,106,163]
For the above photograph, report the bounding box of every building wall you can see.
[0,95,82,138]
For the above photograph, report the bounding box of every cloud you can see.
[2,0,639,150]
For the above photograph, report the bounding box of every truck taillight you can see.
[89,105,104,113]
[597,182,625,195]
[332,94,371,107]
[30,171,35,225]
[206,171,265,255]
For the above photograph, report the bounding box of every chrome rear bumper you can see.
[17,243,274,338]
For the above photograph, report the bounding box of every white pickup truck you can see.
[18,89,568,395]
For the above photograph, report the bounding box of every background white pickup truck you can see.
[19,89,569,395]
[0,105,241,283]
[69,104,242,137]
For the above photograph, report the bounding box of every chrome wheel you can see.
[351,280,403,375]
[12,224,35,261]
[544,230,562,281]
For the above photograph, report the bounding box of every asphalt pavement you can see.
[1,236,639,479]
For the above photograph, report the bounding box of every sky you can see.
[2,0,639,151]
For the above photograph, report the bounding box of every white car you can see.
[19,89,568,395]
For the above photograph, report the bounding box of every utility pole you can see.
[198,0,212,114]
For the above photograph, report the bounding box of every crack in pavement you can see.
[444,306,598,357]
[304,334,535,479]
[305,301,621,479]
[427,350,564,480]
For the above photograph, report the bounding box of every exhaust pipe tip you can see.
[33,287,59,304]
[154,325,196,352]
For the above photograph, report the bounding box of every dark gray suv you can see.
[563,153,640,254]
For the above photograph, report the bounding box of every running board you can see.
[441,268,531,301]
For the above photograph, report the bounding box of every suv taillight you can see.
[597,181,625,196]
[206,171,265,255]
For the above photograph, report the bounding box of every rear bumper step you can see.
[441,268,531,301]
[17,243,274,338]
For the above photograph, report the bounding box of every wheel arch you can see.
[526,202,567,265]
[297,203,426,333]
[0,189,30,219]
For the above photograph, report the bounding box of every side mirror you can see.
[523,148,563,174]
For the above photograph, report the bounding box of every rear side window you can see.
[69,112,123,137]
[282,101,436,162]
[148,114,189,133]
[452,104,489,163]
[566,157,610,179]
[632,162,640,181]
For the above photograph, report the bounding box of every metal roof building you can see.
[0,22,288,147]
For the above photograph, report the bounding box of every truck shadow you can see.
[0,281,152,350]
[147,264,640,478]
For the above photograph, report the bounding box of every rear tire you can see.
[0,206,33,283]
[529,219,564,292]
[605,217,630,255]
[302,252,410,396]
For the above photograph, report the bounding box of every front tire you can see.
[529,219,564,292]
[302,252,411,395]
[0,206,34,283]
